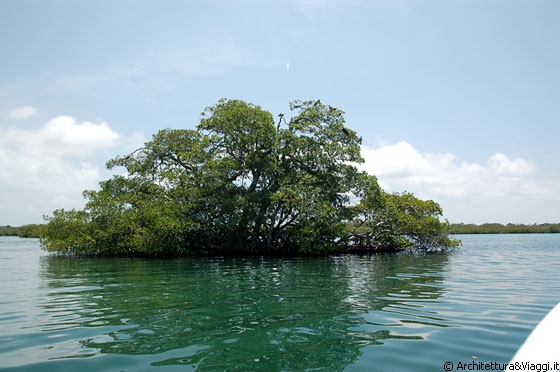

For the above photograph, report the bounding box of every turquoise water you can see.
[0,234,558,371]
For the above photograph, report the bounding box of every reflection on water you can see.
[32,253,449,370]
[1,235,559,371]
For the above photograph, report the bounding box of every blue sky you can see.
[1,0,559,225]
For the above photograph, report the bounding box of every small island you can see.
[40,99,459,257]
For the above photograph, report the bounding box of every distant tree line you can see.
[450,223,560,234]
[0,224,46,238]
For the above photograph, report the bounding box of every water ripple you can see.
[0,235,559,371]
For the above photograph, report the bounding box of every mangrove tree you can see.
[41,99,459,256]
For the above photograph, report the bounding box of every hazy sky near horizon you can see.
[1,0,559,226]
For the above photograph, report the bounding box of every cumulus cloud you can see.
[357,141,560,223]
[360,141,539,200]
[8,105,38,119]
[0,116,120,194]
[486,153,534,176]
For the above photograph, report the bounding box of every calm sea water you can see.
[0,234,558,371]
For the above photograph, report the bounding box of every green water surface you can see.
[0,235,558,371]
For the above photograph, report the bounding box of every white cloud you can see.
[0,116,120,195]
[359,141,559,223]
[0,114,149,224]
[360,141,539,197]
[8,105,38,119]
[2,115,120,159]
[487,153,534,176]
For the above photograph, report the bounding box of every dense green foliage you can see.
[349,191,459,252]
[450,223,560,234]
[0,224,45,238]
[41,99,458,256]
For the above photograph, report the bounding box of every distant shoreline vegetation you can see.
[0,224,45,239]
[450,223,560,234]
[3,222,559,241]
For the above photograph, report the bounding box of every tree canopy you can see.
[41,99,459,256]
